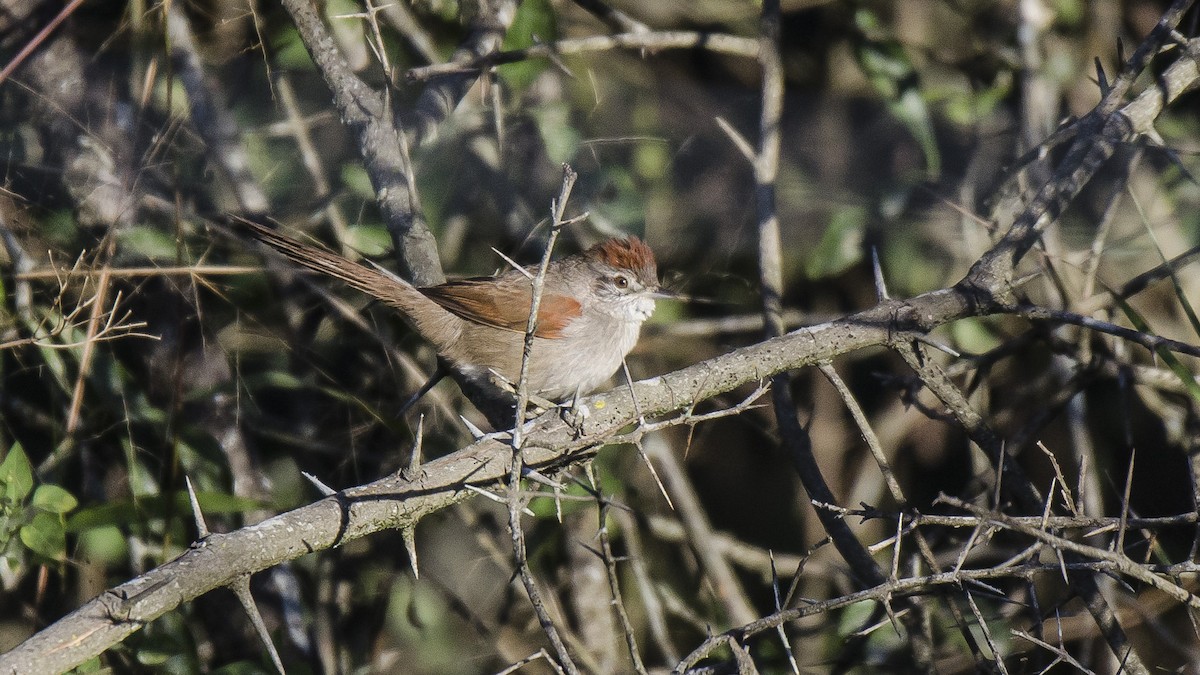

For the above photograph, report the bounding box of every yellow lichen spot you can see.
[593,400,606,410]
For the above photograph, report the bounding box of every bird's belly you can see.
[449,322,640,402]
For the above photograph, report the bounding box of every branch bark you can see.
[5,9,1200,675]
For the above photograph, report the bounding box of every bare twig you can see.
[590,466,648,674]
[507,166,580,674]
[938,495,1200,609]
[406,31,758,81]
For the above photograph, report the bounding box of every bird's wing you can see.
[419,277,581,339]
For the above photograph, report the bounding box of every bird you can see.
[241,219,660,403]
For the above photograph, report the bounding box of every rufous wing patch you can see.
[532,294,583,338]
[420,279,582,339]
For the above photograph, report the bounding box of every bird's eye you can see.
[613,274,629,289]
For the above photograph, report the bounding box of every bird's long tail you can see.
[236,217,430,315]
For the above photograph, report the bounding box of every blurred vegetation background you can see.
[2,0,1200,672]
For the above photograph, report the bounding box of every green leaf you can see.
[2,551,23,577]
[210,662,275,675]
[1137,210,1200,342]
[40,209,79,247]
[67,491,263,532]
[498,0,555,90]
[31,484,78,514]
[189,490,265,514]
[0,443,33,503]
[532,102,581,165]
[272,28,317,72]
[633,140,670,181]
[243,369,307,391]
[77,524,128,565]
[1110,292,1200,404]
[66,501,143,532]
[527,482,588,519]
[346,224,392,257]
[806,206,866,279]
[853,9,940,178]
[65,656,104,673]
[120,225,180,261]
[950,317,1002,355]
[1053,0,1086,26]
[20,511,66,559]
[134,647,172,667]
[503,0,554,50]
[23,317,73,394]
[341,164,376,200]
[123,437,160,498]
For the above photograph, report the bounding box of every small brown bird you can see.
[244,221,660,402]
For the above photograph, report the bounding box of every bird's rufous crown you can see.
[586,237,657,286]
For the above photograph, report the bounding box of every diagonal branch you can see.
[279,0,442,285]
[7,8,1200,675]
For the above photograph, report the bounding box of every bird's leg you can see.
[559,384,590,437]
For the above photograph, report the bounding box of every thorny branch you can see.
[5,1,1200,674]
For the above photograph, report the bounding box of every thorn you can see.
[302,471,337,497]
[553,484,563,523]
[464,483,505,504]
[1094,56,1109,94]
[533,34,576,79]
[913,334,961,358]
[1011,271,1043,289]
[230,574,286,675]
[810,499,850,516]
[185,476,209,539]
[584,461,600,492]
[621,359,646,425]
[769,551,782,609]
[407,415,425,474]
[1117,447,1136,554]
[460,415,487,440]
[560,211,590,228]
[1141,125,1167,147]
[772,554,801,674]
[715,116,756,164]
[491,247,535,279]
[883,595,902,637]
[465,484,536,516]
[401,526,419,579]
[521,467,564,489]
[634,442,674,510]
[1157,145,1199,186]
[487,367,516,392]
[528,392,557,412]
[871,246,889,301]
